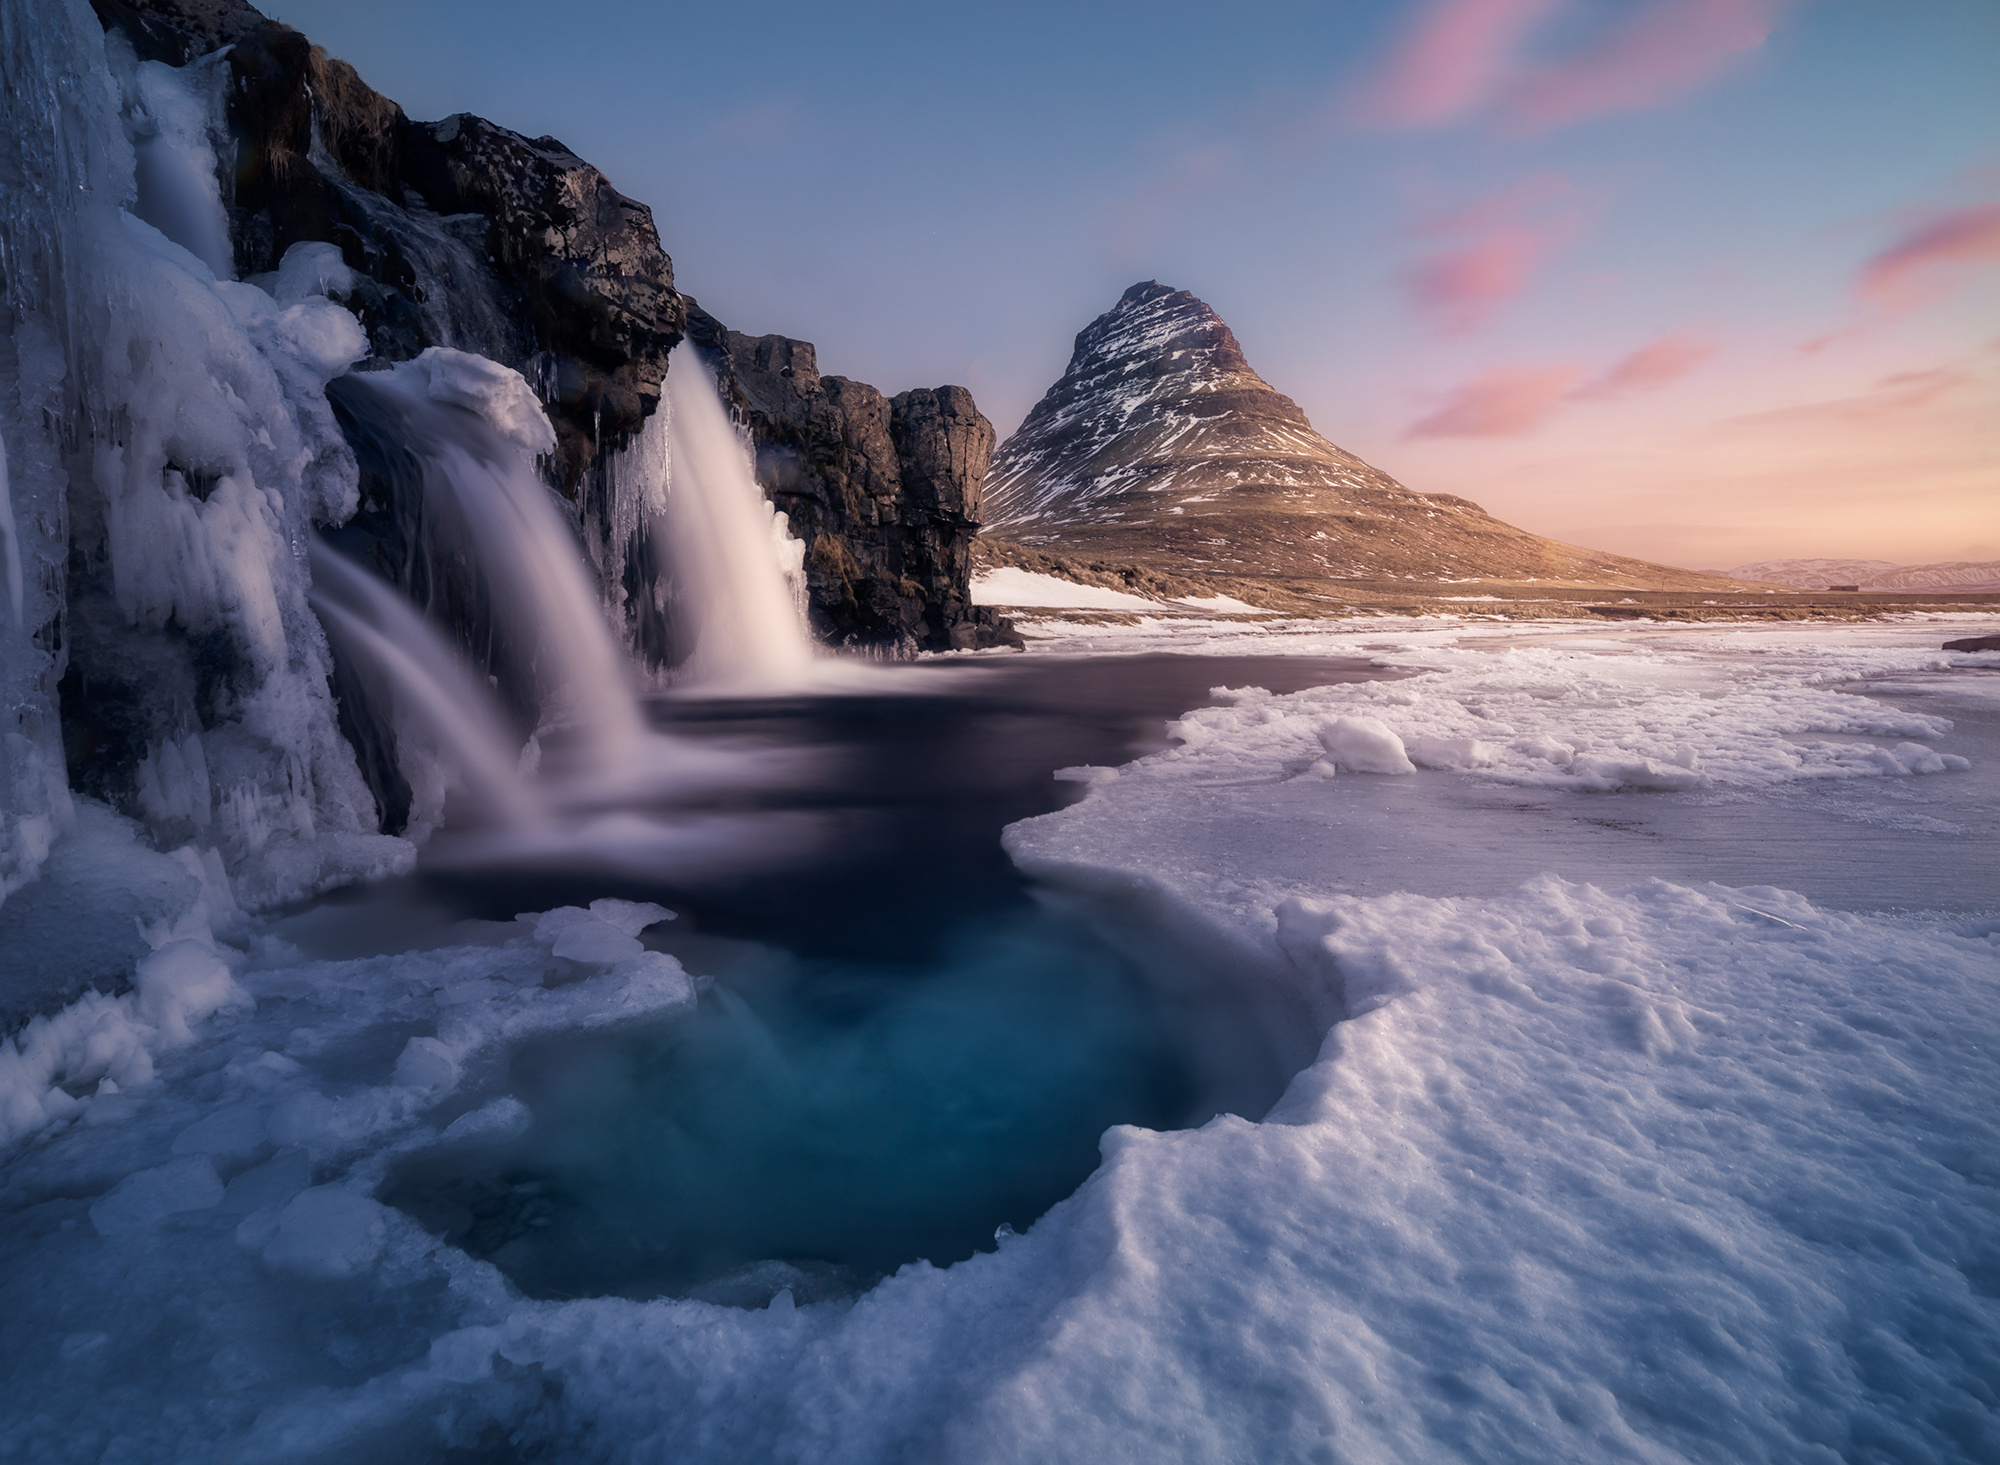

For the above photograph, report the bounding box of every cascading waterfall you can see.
[335,349,650,765]
[312,347,812,872]
[658,342,817,690]
[308,542,545,834]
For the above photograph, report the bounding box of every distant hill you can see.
[982,282,1741,591]
[1728,559,2000,591]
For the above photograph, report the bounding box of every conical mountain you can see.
[984,282,1731,589]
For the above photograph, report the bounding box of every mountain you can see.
[1728,559,2000,592]
[983,282,1739,591]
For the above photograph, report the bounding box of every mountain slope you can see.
[984,282,1738,590]
[1729,559,2000,591]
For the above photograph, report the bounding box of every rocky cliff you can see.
[686,307,1016,652]
[88,0,1001,666]
[985,282,1739,592]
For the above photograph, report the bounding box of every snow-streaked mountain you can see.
[1729,559,2000,591]
[983,282,1737,589]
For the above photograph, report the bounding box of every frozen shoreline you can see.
[3,618,1998,1463]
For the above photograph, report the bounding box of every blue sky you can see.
[263,0,1998,568]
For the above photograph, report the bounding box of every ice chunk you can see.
[134,938,248,1045]
[1405,734,1500,770]
[1316,715,1416,774]
[530,899,672,965]
[413,348,557,456]
[255,1187,387,1278]
[89,1156,223,1234]
[170,1099,266,1157]
[392,1035,460,1094]
[270,299,368,380]
[1570,752,1710,791]
[270,241,356,303]
[218,1148,312,1215]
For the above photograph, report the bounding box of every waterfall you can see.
[660,343,817,690]
[311,347,814,876]
[308,543,544,835]
[335,350,650,764]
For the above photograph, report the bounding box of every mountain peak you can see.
[986,283,1373,540]
[983,284,1735,590]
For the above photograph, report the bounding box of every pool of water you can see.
[357,654,1395,1304]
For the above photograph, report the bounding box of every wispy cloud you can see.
[1855,201,2000,308]
[1400,176,1581,333]
[1570,334,1716,399]
[1407,363,1584,436]
[1506,0,1795,131]
[1349,0,1559,128]
[1727,366,1973,429]
[1408,330,1715,436]
[1351,0,1797,134]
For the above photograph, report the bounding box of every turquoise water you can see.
[387,906,1197,1303]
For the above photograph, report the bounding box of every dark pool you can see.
[370,654,1391,1303]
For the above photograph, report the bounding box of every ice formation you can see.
[0,0,404,913]
[1,633,1994,1459]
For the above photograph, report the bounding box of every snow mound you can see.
[971,568,1160,610]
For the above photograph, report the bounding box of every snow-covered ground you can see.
[971,566,1163,610]
[3,617,1998,1463]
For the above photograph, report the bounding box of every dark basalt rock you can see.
[685,306,1018,653]
[93,0,684,494]
[1944,635,2000,652]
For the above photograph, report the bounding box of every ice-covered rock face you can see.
[0,0,407,912]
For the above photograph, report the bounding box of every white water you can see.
[307,543,545,834]
[660,343,816,690]
[342,351,650,764]
[318,351,816,871]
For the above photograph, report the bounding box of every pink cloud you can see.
[1505,0,1794,131]
[1400,177,1580,334]
[1349,0,1559,128]
[1407,364,1584,437]
[1856,201,2000,307]
[1351,0,1796,134]
[1727,367,1973,428]
[1571,334,1717,399]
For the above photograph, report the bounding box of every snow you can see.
[1173,592,1266,612]
[1,619,1995,1461]
[3,5,1997,1457]
[971,567,1162,610]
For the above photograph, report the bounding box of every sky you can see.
[261,0,1999,571]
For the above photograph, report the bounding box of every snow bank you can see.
[971,568,1161,610]
[2,868,1992,1463]
[1127,638,1980,794]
